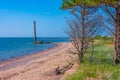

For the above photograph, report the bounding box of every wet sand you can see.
[0,42,77,80]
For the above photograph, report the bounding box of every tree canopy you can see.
[61,0,117,9]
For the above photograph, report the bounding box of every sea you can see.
[0,37,70,62]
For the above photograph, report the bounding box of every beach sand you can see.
[0,42,78,80]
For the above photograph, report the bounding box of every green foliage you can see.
[94,36,113,45]
[66,61,120,80]
[61,0,117,9]
[66,38,120,80]
[61,0,98,9]
[84,41,114,64]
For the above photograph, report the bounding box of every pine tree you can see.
[61,0,120,64]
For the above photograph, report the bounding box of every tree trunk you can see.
[114,5,120,64]
[80,4,85,63]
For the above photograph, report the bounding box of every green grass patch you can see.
[67,63,120,80]
[66,39,120,80]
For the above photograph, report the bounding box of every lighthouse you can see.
[33,20,37,42]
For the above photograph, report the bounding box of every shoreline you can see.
[0,43,58,63]
[0,42,67,71]
[0,42,77,80]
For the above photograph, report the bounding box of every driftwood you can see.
[55,63,74,75]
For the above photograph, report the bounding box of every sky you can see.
[0,0,68,37]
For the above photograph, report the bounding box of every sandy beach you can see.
[0,42,77,80]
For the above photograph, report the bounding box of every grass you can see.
[66,38,120,80]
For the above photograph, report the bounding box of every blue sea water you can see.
[0,37,70,61]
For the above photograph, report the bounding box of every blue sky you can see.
[0,0,68,37]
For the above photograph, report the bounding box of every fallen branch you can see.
[55,63,74,75]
